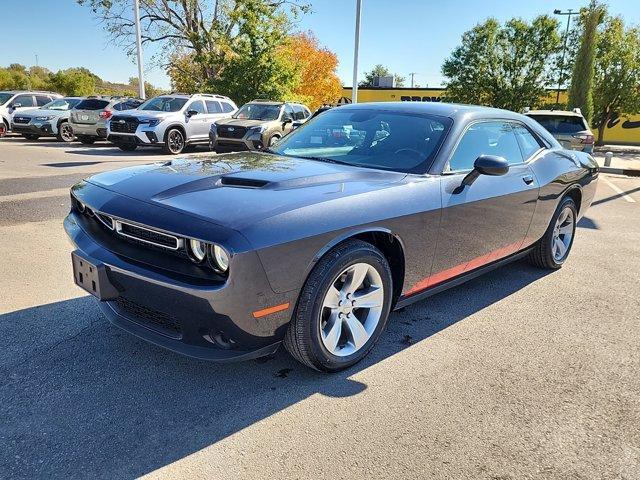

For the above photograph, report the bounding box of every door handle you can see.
[522,175,534,185]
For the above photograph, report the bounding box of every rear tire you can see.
[117,144,137,151]
[78,136,95,145]
[23,134,39,140]
[528,196,577,269]
[57,121,74,142]
[284,240,393,372]
[162,128,185,154]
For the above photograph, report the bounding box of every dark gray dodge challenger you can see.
[65,102,598,372]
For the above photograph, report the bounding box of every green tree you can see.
[442,16,562,111]
[48,68,97,96]
[592,17,640,145]
[79,0,309,102]
[567,1,606,123]
[359,64,405,87]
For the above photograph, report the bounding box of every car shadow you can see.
[0,259,549,478]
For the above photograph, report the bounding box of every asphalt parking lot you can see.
[1,136,639,479]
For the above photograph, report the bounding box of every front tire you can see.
[162,128,185,154]
[284,240,393,372]
[57,121,74,142]
[528,196,577,269]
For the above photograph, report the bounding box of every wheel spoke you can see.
[559,224,573,235]
[323,286,341,309]
[323,313,342,353]
[345,315,369,350]
[342,264,368,294]
[555,238,567,257]
[557,209,569,225]
[352,287,383,309]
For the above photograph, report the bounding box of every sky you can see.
[0,0,638,90]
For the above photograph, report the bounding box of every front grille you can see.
[114,297,182,338]
[116,221,180,250]
[217,125,247,139]
[110,116,139,133]
[13,117,30,124]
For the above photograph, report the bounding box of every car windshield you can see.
[42,98,81,111]
[138,97,187,112]
[233,103,281,121]
[270,108,451,174]
[0,93,13,105]
[529,115,588,134]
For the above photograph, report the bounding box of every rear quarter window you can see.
[221,102,235,113]
[75,99,110,110]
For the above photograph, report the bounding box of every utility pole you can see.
[35,54,39,67]
[133,0,146,99]
[409,72,417,88]
[554,8,578,106]
[351,0,362,104]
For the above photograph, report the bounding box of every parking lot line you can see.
[601,176,636,203]
[0,187,70,203]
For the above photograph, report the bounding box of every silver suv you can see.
[0,91,61,132]
[107,93,237,154]
[11,97,83,141]
[69,97,143,144]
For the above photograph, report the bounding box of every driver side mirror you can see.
[11,103,21,109]
[283,116,293,124]
[186,110,199,117]
[457,155,509,191]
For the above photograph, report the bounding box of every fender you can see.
[162,123,187,142]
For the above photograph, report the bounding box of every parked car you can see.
[210,100,311,152]
[11,97,83,141]
[0,91,61,132]
[524,108,594,153]
[107,93,237,154]
[69,97,143,144]
[65,102,598,371]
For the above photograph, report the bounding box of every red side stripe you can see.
[405,241,523,297]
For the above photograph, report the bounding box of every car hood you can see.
[85,152,407,230]
[215,118,271,128]
[15,108,53,117]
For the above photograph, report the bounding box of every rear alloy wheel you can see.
[23,134,39,140]
[163,128,185,154]
[78,136,95,145]
[118,143,137,151]
[284,240,393,372]
[528,196,577,269]
[57,122,75,142]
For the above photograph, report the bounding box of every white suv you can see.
[107,93,237,154]
[0,91,62,131]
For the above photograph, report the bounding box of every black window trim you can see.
[442,118,546,175]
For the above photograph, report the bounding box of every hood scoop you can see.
[219,176,270,189]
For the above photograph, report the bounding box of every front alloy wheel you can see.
[58,122,75,142]
[164,128,185,154]
[284,239,393,372]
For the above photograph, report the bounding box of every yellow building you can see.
[339,87,640,145]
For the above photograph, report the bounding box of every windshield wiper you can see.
[296,155,353,166]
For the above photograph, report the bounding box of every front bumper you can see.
[64,202,294,362]
[11,122,55,136]
[209,130,264,152]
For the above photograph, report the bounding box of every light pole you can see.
[351,0,362,103]
[409,72,417,88]
[554,8,578,106]
[134,0,146,99]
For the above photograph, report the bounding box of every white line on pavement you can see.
[601,176,636,203]
[0,187,70,203]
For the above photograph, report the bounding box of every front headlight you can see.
[34,116,55,121]
[140,118,160,128]
[211,244,230,272]
[249,125,267,134]
[188,239,207,263]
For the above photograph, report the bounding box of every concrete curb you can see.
[600,166,640,177]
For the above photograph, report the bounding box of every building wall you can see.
[339,87,640,145]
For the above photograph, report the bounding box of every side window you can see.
[512,124,542,160]
[187,100,205,114]
[13,95,35,108]
[283,105,295,121]
[221,102,235,113]
[448,121,523,171]
[303,107,311,118]
[36,95,52,106]
[205,100,222,114]
[292,105,305,120]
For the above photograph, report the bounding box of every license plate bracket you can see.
[71,251,118,300]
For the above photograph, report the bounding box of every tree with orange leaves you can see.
[282,31,343,110]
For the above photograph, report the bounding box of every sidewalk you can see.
[593,145,640,176]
